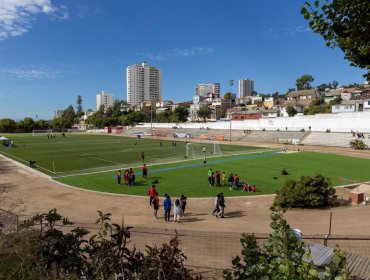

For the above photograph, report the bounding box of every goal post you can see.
[32,129,53,136]
[185,141,223,159]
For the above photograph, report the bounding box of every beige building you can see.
[127,62,162,106]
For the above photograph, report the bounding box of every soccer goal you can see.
[185,141,223,159]
[32,129,53,136]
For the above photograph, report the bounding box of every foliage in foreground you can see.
[350,139,367,150]
[274,174,337,208]
[224,206,351,280]
[0,209,201,280]
[302,0,370,81]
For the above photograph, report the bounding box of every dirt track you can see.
[1,143,370,274]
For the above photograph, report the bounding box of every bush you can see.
[274,174,337,208]
[224,206,351,279]
[350,139,367,150]
[0,209,202,280]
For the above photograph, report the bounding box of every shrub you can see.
[350,139,367,150]
[274,174,337,208]
[0,209,201,280]
[224,206,351,279]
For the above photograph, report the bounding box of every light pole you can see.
[228,80,234,142]
[150,104,153,136]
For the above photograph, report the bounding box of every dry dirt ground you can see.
[1,143,370,275]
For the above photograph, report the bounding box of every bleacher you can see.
[302,132,370,148]
[239,130,307,144]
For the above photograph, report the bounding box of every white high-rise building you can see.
[127,62,162,106]
[195,83,220,98]
[96,91,114,111]
[239,79,254,98]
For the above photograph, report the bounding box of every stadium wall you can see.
[140,112,370,133]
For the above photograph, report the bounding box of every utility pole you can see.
[229,80,234,142]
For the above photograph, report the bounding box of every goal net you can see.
[32,129,53,136]
[185,141,223,159]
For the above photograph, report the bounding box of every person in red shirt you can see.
[142,164,148,180]
[252,185,257,192]
[123,169,129,186]
[153,192,159,218]
[147,185,156,206]
[243,183,249,192]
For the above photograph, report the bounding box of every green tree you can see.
[302,0,370,81]
[197,105,212,122]
[21,117,35,132]
[173,105,189,122]
[76,95,83,117]
[62,105,77,124]
[0,118,17,133]
[35,119,48,129]
[50,117,72,130]
[224,92,232,100]
[296,74,314,90]
[155,111,173,123]
[274,174,337,208]
[111,100,123,118]
[286,106,298,117]
[225,206,350,279]
[329,96,342,105]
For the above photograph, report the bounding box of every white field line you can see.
[53,148,279,179]
[0,151,56,174]
[83,155,123,165]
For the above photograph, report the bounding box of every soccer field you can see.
[0,133,265,175]
[1,133,369,198]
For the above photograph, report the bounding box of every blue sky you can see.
[0,0,366,120]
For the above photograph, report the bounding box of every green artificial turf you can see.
[2,134,369,198]
[56,151,370,198]
[0,133,264,175]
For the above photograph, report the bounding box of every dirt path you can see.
[1,143,370,273]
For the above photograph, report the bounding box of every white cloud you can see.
[0,66,60,79]
[0,0,69,41]
[265,25,310,38]
[141,47,214,61]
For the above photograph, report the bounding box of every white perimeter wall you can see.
[140,112,370,133]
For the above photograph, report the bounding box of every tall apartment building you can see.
[239,79,254,98]
[195,83,220,98]
[127,62,162,106]
[96,91,114,111]
[54,110,64,119]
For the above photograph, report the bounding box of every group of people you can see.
[117,168,136,186]
[207,168,258,192]
[147,185,187,222]
[351,130,367,139]
[207,168,225,187]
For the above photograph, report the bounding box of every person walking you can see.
[163,194,172,222]
[180,194,187,216]
[141,152,145,162]
[147,185,156,206]
[173,199,182,223]
[153,192,159,218]
[216,193,225,218]
[212,193,220,216]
